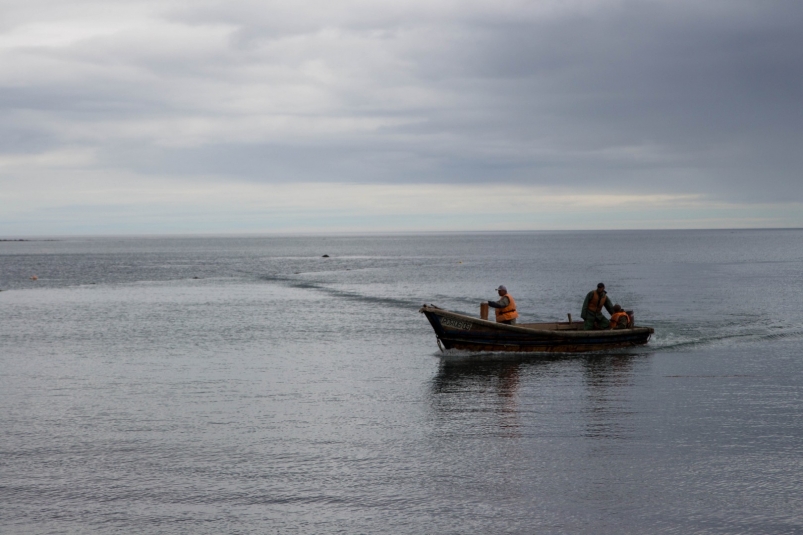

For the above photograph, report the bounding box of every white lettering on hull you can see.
[440,317,473,331]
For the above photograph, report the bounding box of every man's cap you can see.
[496,285,507,291]
[613,304,622,311]
[597,282,605,288]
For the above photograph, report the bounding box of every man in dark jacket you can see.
[581,283,614,330]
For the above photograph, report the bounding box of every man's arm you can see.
[581,292,591,319]
[603,296,615,315]
[488,296,510,309]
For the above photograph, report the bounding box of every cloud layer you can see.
[1,0,802,233]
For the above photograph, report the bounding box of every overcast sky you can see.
[2,0,802,234]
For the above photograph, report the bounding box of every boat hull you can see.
[420,305,653,353]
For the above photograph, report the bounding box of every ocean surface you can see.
[2,230,803,534]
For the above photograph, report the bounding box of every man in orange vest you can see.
[487,285,519,324]
[609,304,630,329]
[581,282,614,330]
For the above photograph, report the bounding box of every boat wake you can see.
[258,274,426,311]
[649,327,803,352]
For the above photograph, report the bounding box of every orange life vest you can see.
[587,290,607,313]
[495,293,518,322]
[610,311,630,329]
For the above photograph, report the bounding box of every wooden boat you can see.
[420,304,654,353]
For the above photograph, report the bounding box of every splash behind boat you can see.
[420,305,654,353]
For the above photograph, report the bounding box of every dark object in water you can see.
[322,254,330,258]
[420,304,653,353]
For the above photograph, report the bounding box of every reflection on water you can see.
[430,353,647,440]
[581,355,638,440]
[432,357,526,435]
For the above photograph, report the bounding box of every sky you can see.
[1,0,802,234]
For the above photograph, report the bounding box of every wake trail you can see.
[258,274,428,311]
[650,328,803,352]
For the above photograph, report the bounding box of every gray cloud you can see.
[2,0,802,207]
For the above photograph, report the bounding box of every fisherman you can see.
[609,304,630,329]
[487,285,518,325]
[581,283,614,330]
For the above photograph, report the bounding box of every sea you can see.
[1,229,802,534]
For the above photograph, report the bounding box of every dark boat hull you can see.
[420,305,653,353]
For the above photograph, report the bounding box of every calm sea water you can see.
[2,230,803,534]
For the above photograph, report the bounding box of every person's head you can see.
[613,304,622,312]
[597,282,605,294]
[496,285,507,296]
